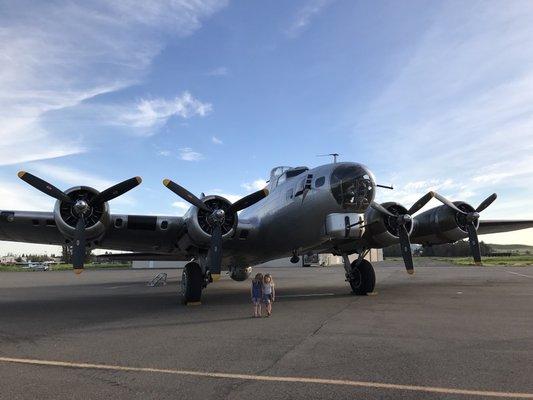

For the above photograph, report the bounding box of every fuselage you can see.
[224,162,376,266]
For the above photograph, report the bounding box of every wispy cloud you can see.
[0,0,226,163]
[286,0,333,37]
[241,179,268,192]
[206,66,228,76]
[27,164,115,190]
[172,201,190,215]
[208,189,242,204]
[179,147,204,161]
[355,2,533,225]
[212,136,223,145]
[117,92,212,132]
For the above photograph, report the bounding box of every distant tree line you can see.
[8,246,93,264]
[61,245,93,264]
[383,240,493,258]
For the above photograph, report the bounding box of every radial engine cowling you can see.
[410,202,479,245]
[185,195,238,246]
[53,186,110,244]
[363,202,413,248]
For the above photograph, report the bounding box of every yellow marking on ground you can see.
[211,274,221,282]
[186,302,202,306]
[367,292,378,296]
[0,357,532,398]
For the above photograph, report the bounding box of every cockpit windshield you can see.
[269,166,309,187]
[270,166,291,182]
[330,164,375,211]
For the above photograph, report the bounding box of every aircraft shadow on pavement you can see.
[0,281,355,332]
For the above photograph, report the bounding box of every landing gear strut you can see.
[181,262,203,304]
[342,252,375,295]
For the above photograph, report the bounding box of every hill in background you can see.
[488,244,533,254]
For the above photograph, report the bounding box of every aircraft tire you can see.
[349,259,375,295]
[181,262,203,304]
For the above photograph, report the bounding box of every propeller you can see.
[163,178,269,276]
[18,171,142,272]
[433,192,497,265]
[371,191,435,274]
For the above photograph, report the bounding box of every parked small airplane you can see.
[1,162,532,304]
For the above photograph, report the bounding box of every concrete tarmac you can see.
[1,262,532,399]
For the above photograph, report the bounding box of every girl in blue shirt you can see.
[251,273,263,317]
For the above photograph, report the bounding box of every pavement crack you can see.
[227,295,357,399]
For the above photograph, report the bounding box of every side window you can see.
[315,176,325,188]
[286,189,293,201]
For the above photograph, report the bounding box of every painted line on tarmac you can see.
[503,271,533,279]
[277,293,335,298]
[1,356,532,398]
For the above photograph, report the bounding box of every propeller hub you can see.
[211,209,225,224]
[398,214,412,225]
[73,199,90,216]
[467,212,480,222]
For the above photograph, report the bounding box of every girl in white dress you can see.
[262,274,275,317]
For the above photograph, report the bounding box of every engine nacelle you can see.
[185,195,238,246]
[53,186,110,244]
[363,202,413,248]
[229,266,252,281]
[410,202,479,245]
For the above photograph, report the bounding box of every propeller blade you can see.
[398,224,414,274]
[370,201,397,218]
[476,193,497,213]
[467,222,482,265]
[207,224,223,276]
[72,216,86,272]
[163,179,211,212]
[90,177,142,205]
[432,192,467,214]
[407,191,434,215]
[231,188,269,212]
[18,171,72,203]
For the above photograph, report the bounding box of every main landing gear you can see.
[181,261,207,305]
[342,252,375,295]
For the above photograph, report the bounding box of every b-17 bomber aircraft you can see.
[1,162,533,304]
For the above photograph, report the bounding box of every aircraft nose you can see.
[330,164,376,212]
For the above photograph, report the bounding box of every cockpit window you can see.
[330,164,375,211]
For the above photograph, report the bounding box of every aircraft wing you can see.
[0,211,64,245]
[477,219,533,235]
[0,210,189,255]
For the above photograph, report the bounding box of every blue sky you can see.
[1,0,533,255]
